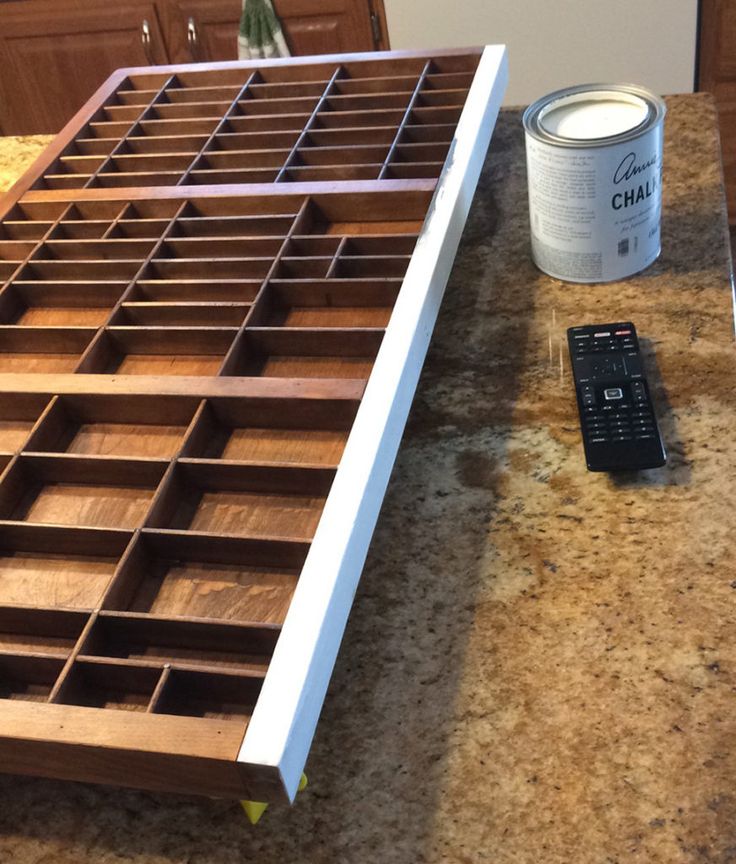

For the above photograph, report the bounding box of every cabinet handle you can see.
[141,19,154,64]
[187,17,199,60]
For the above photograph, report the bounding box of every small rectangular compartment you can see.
[325,93,411,113]
[311,108,405,130]
[257,278,401,329]
[384,162,445,180]
[18,257,142,283]
[305,127,396,147]
[164,84,241,103]
[183,396,355,466]
[101,152,197,177]
[0,393,49,454]
[79,328,237,376]
[145,255,272,281]
[0,327,93,373]
[160,236,285,260]
[113,135,208,157]
[105,530,306,624]
[191,148,288,173]
[0,606,87,656]
[331,253,412,279]
[52,221,117,240]
[0,455,166,529]
[296,193,428,236]
[226,328,384,379]
[0,654,65,702]
[401,123,455,143]
[0,523,129,609]
[172,213,296,238]
[130,279,262,303]
[0,203,54,241]
[332,74,417,96]
[393,142,452,164]
[58,659,160,712]
[50,200,127,231]
[293,144,389,167]
[213,131,301,152]
[226,114,311,135]
[0,280,121,326]
[82,612,279,674]
[283,164,382,183]
[112,301,250,328]
[145,460,334,541]
[153,668,262,721]
[25,394,198,459]
[39,238,156,261]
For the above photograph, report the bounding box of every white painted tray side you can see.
[238,44,509,801]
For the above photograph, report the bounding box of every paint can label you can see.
[525,121,663,283]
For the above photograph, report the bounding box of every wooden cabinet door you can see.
[167,0,386,65]
[699,0,736,223]
[0,1,169,135]
[165,0,242,62]
[274,0,385,55]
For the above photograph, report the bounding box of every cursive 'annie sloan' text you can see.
[613,152,658,184]
[611,152,658,210]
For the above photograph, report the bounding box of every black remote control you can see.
[567,322,666,472]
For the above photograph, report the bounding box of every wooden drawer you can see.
[0,47,508,803]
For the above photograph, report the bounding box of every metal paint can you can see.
[523,83,666,283]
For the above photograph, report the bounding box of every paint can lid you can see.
[523,84,666,147]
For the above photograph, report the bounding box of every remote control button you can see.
[624,354,643,377]
[581,384,596,407]
[590,436,607,443]
[613,435,633,441]
[591,357,625,378]
[630,380,647,402]
[604,387,623,400]
[635,433,656,440]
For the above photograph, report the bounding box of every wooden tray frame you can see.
[0,46,507,803]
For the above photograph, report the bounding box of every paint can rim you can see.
[523,83,667,148]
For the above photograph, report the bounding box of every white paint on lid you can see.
[539,90,649,140]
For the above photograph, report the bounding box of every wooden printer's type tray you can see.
[0,46,507,802]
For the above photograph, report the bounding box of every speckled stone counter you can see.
[0,136,52,196]
[0,94,734,864]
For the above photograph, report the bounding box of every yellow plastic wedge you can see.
[240,773,308,825]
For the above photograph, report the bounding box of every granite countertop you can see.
[0,93,735,864]
[0,135,52,195]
